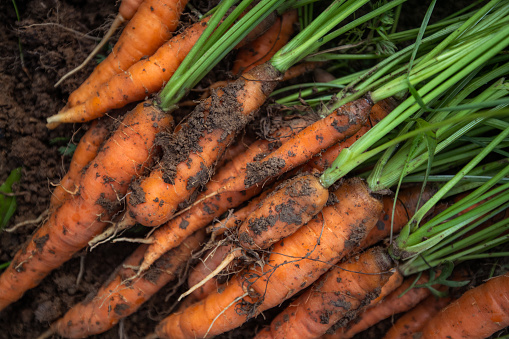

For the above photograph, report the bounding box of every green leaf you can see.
[0,167,22,229]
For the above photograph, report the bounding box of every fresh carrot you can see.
[254,247,394,339]
[383,293,453,339]
[39,230,205,339]
[0,102,173,310]
[138,117,312,272]
[232,11,297,75]
[54,0,145,88]
[64,0,188,107]
[49,119,109,208]
[420,273,509,339]
[47,18,208,127]
[154,178,383,339]
[324,273,432,339]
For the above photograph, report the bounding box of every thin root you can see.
[4,209,49,232]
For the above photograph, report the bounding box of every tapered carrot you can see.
[38,230,205,339]
[64,0,188,107]
[420,274,509,339]
[0,102,173,311]
[255,247,394,339]
[47,18,207,127]
[50,119,109,208]
[154,178,383,339]
[383,293,453,339]
[54,0,145,88]
[232,11,297,75]
[324,273,432,339]
[138,117,312,272]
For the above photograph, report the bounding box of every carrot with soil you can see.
[254,247,394,339]
[0,102,173,311]
[153,178,383,339]
[38,230,205,339]
[54,0,145,88]
[62,0,188,107]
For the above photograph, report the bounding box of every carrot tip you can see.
[46,121,61,130]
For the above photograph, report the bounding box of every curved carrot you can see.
[383,293,452,339]
[54,0,145,88]
[325,273,431,339]
[139,117,312,272]
[50,119,109,208]
[0,102,173,311]
[154,178,383,339]
[64,0,188,107]
[420,274,509,339]
[255,247,393,339]
[41,230,205,338]
[47,18,207,127]
[232,11,297,75]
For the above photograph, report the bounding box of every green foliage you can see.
[0,168,22,230]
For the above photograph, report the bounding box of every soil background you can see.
[0,0,508,338]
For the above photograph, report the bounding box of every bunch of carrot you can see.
[4,0,509,338]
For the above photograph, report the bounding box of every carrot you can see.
[154,178,383,339]
[254,247,394,339]
[0,102,173,310]
[64,0,188,107]
[54,0,145,88]
[49,119,109,208]
[383,293,453,339]
[39,230,205,338]
[232,11,297,75]
[420,273,509,339]
[138,117,312,272]
[324,273,432,339]
[47,18,208,127]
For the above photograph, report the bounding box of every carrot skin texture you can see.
[49,19,206,125]
[50,119,109,208]
[255,247,393,339]
[238,173,329,249]
[50,230,204,338]
[155,178,383,339]
[421,274,509,339]
[118,0,145,20]
[0,103,172,310]
[383,293,452,339]
[67,0,188,107]
[127,63,282,227]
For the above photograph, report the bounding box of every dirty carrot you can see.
[0,102,172,310]
[324,273,431,339]
[154,178,383,339]
[420,273,509,339]
[54,0,145,88]
[383,293,452,339]
[49,119,109,208]
[39,230,205,339]
[232,10,297,75]
[138,117,312,272]
[63,0,188,107]
[255,247,394,339]
[47,18,207,127]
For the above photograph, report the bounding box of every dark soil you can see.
[1,0,508,339]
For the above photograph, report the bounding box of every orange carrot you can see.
[255,247,394,339]
[47,18,207,127]
[383,293,453,339]
[50,119,109,208]
[420,274,509,339]
[154,178,383,339]
[138,117,312,272]
[64,0,188,107]
[324,273,432,339]
[40,230,205,338]
[0,102,173,311]
[54,0,145,88]
[232,11,297,75]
